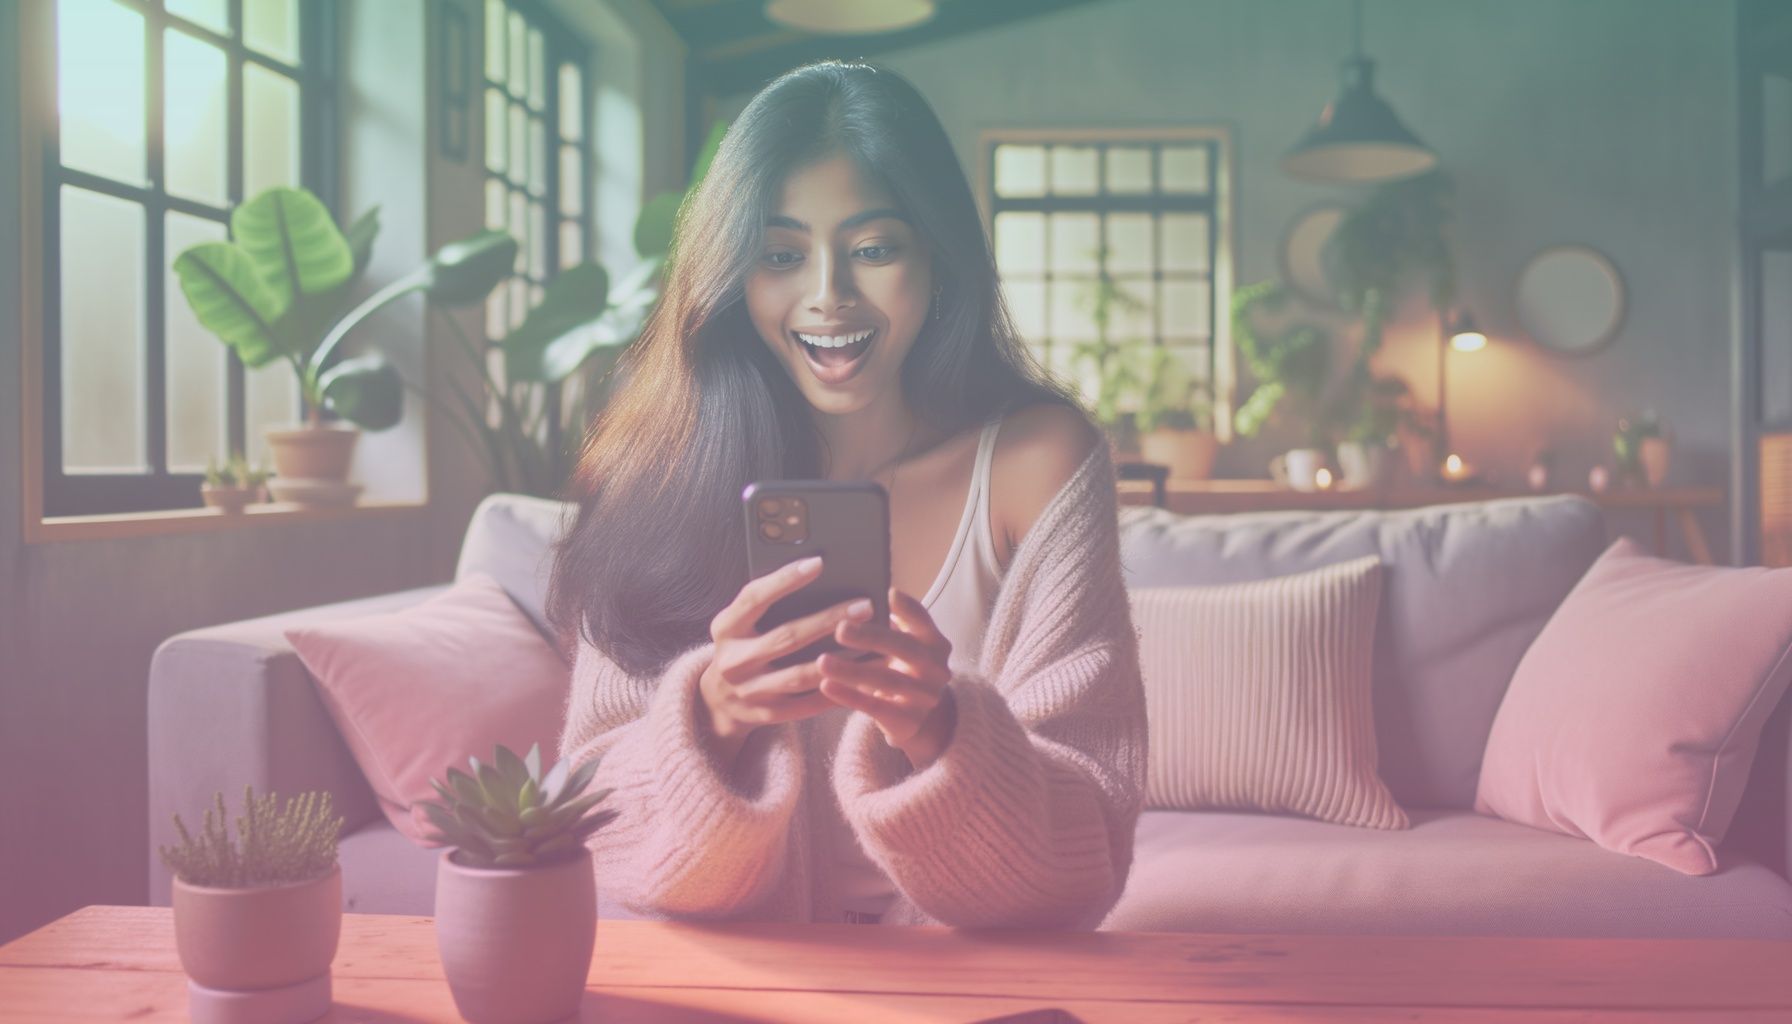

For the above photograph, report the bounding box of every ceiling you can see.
[643,0,1109,97]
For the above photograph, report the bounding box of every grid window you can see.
[42,0,336,515]
[989,139,1223,425]
[481,0,593,455]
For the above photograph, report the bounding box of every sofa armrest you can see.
[1729,683,1792,883]
[147,584,449,906]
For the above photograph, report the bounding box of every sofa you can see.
[148,491,1792,938]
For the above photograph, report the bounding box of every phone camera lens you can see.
[760,522,784,540]
[757,498,781,517]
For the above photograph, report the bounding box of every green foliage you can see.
[1132,346,1215,434]
[1613,410,1665,482]
[1325,168,1458,354]
[203,452,271,489]
[418,743,619,870]
[158,787,343,888]
[1230,282,1331,445]
[1063,244,1214,435]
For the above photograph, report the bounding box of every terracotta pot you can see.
[264,424,359,482]
[200,484,258,513]
[171,866,341,992]
[1138,428,1219,481]
[435,847,596,1024]
[1335,440,1397,491]
[1640,436,1672,487]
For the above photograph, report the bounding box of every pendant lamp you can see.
[765,0,937,35]
[1283,0,1436,184]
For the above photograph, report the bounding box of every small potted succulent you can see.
[1614,410,1672,488]
[420,742,618,1024]
[157,787,345,1022]
[200,452,271,512]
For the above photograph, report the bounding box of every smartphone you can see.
[742,479,891,672]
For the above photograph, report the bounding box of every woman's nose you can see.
[805,249,855,310]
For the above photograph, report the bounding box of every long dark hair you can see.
[545,59,1084,677]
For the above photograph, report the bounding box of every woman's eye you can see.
[857,245,895,261]
[763,251,799,268]
[762,246,895,268]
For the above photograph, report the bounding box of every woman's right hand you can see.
[698,555,872,751]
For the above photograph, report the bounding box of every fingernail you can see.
[798,555,823,571]
[846,598,872,619]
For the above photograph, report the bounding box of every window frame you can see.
[37,0,341,517]
[977,126,1236,444]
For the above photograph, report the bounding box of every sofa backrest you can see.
[454,492,575,639]
[1116,494,1608,810]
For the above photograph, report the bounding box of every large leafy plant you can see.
[173,187,516,432]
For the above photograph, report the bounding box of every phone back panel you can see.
[742,480,890,670]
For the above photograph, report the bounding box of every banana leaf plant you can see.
[433,118,730,497]
[172,186,516,432]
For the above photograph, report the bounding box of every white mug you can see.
[1269,448,1327,492]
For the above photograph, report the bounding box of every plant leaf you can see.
[317,352,403,430]
[423,230,517,306]
[230,186,354,313]
[171,242,285,366]
[500,264,609,383]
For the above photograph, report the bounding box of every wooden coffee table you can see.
[2,906,1788,1022]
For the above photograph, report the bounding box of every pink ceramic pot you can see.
[435,847,596,1024]
[171,866,342,991]
[264,424,359,481]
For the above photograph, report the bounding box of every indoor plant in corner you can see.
[157,786,346,1023]
[172,186,515,507]
[419,742,619,1024]
[1133,346,1219,480]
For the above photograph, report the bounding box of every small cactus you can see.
[158,786,344,888]
[418,743,618,869]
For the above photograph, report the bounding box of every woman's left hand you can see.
[818,587,957,770]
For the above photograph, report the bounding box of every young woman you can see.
[546,60,1147,929]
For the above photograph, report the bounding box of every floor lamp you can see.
[1437,308,1486,480]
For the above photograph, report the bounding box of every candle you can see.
[1441,454,1474,483]
[1314,467,1333,490]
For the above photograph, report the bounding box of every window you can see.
[984,131,1234,442]
[41,0,337,516]
[480,0,592,459]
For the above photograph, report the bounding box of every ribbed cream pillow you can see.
[1129,556,1409,830]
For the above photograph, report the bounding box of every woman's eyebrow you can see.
[765,208,909,233]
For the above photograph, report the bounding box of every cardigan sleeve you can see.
[558,638,804,920]
[830,640,1146,930]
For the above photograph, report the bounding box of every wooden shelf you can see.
[25,500,428,543]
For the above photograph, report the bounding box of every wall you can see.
[722,0,1739,561]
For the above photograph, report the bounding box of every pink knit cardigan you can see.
[557,437,1148,928]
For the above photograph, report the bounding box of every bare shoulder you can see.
[991,403,1104,570]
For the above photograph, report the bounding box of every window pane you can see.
[166,0,227,34]
[1162,145,1210,194]
[244,0,299,66]
[1109,275,1155,342]
[485,176,506,230]
[559,145,582,216]
[485,284,507,341]
[1106,146,1151,194]
[529,201,546,278]
[994,145,1044,198]
[243,64,300,199]
[507,11,526,98]
[164,29,227,206]
[165,211,228,472]
[484,87,506,172]
[1049,213,1099,274]
[509,189,527,270]
[1004,279,1046,343]
[508,276,528,330]
[1050,277,1098,341]
[1049,146,1098,196]
[528,28,545,110]
[1164,343,1212,386]
[1161,213,1210,273]
[529,115,546,195]
[245,359,301,467]
[559,219,582,270]
[1767,72,1792,193]
[993,212,1044,275]
[1764,249,1792,424]
[1161,279,1212,339]
[559,63,582,141]
[509,100,526,185]
[61,186,147,472]
[57,0,147,185]
[484,0,505,82]
[1105,213,1152,275]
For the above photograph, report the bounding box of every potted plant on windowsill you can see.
[200,452,272,512]
[1132,347,1220,480]
[172,186,516,506]
[157,787,346,1023]
[419,742,619,1024]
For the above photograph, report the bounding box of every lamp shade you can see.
[1448,309,1487,352]
[1283,57,1437,184]
[765,0,936,35]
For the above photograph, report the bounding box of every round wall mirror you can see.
[1278,203,1349,309]
[1514,244,1625,356]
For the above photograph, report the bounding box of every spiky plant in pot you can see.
[159,786,344,888]
[419,742,619,868]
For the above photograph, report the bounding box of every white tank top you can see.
[818,411,1007,922]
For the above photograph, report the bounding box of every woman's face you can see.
[745,153,933,416]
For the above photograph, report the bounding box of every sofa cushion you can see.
[285,573,571,845]
[1131,556,1408,829]
[454,492,575,640]
[1117,495,1607,809]
[1475,536,1792,876]
[1103,808,1792,939]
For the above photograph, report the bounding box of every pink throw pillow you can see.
[285,573,570,845]
[1474,536,1792,874]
